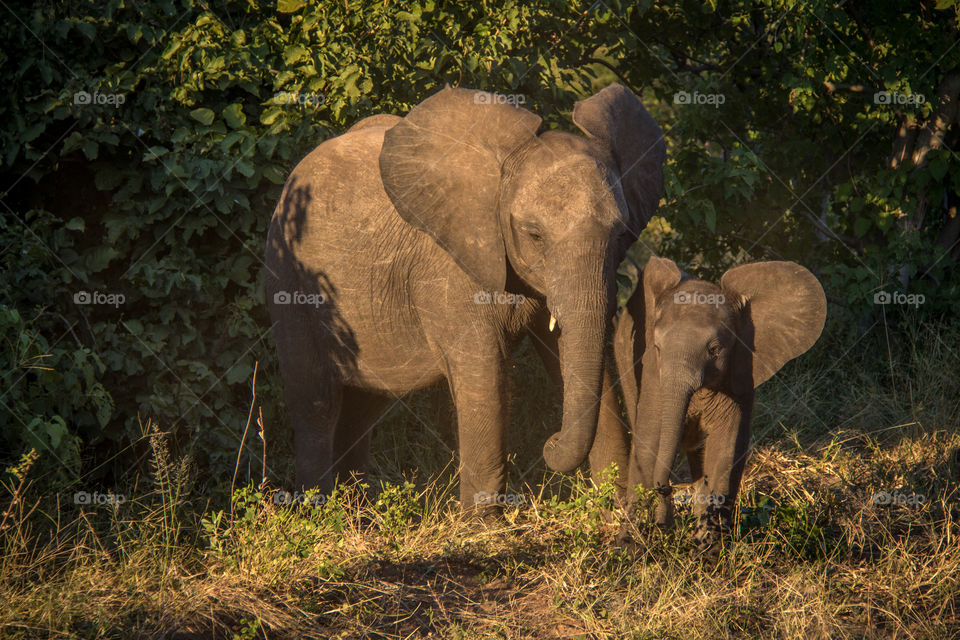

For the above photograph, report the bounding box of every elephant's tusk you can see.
[549,314,557,332]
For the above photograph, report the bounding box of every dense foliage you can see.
[1,0,958,495]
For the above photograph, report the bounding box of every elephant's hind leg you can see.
[289,374,342,495]
[273,308,344,494]
[333,387,390,483]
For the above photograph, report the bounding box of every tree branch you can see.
[575,57,639,94]
[822,81,879,95]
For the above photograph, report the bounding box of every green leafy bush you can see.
[2,0,959,497]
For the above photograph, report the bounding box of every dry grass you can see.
[2,318,960,639]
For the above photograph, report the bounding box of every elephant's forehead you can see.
[658,286,737,328]
[511,151,626,230]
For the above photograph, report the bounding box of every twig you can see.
[822,81,878,95]
[575,57,639,95]
[258,406,267,493]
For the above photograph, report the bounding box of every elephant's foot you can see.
[614,523,642,553]
[692,503,732,554]
[461,502,502,526]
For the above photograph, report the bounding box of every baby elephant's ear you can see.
[640,256,683,350]
[720,261,827,388]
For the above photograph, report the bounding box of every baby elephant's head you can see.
[616,257,826,535]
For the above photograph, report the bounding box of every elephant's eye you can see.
[526,228,544,243]
[708,343,723,358]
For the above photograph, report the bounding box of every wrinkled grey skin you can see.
[592,257,826,544]
[265,84,665,509]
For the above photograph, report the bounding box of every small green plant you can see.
[375,480,422,549]
[0,448,39,535]
[231,617,261,640]
[542,465,621,549]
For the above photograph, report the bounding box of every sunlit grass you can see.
[2,317,959,639]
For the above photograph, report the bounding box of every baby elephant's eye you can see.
[708,343,723,358]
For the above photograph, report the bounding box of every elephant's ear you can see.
[720,261,827,389]
[640,256,684,350]
[379,86,541,292]
[572,83,666,238]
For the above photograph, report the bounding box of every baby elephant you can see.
[607,257,826,545]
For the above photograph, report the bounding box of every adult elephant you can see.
[265,83,665,508]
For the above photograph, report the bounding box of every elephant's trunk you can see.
[649,361,699,527]
[542,240,612,473]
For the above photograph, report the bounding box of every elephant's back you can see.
[266,121,411,282]
[265,119,450,392]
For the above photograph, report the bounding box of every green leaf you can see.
[22,122,45,143]
[235,159,255,178]
[928,157,948,181]
[703,202,717,232]
[223,103,246,129]
[44,417,66,449]
[221,131,245,151]
[82,139,98,160]
[95,168,124,190]
[260,106,283,125]
[143,146,169,160]
[161,38,183,60]
[262,165,286,184]
[190,108,215,125]
[277,0,306,13]
[854,217,872,237]
[75,21,96,41]
[283,45,308,66]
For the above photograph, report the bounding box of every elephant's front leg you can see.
[691,391,752,548]
[445,348,510,513]
[589,362,630,501]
